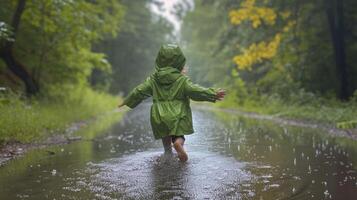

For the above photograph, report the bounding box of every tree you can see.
[0,0,124,96]
[228,0,355,99]
[95,0,173,94]
[325,0,349,100]
[181,0,357,99]
[0,0,39,95]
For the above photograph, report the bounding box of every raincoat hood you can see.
[153,44,186,85]
[155,44,186,72]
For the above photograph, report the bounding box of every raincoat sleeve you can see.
[123,78,152,108]
[184,78,218,102]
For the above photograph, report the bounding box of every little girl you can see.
[118,44,225,162]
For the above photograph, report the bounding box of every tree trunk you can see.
[0,0,39,96]
[0,50,39,95]
[325,0,349,100]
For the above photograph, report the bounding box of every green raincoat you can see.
[123,44,218,139]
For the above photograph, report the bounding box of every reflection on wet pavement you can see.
[70,150,249,199]
[0,104,357,199]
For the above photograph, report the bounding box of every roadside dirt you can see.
[0,121,85,166]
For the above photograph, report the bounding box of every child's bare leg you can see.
[161,136,172,153]
[172,136,188,162]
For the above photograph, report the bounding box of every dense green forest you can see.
[0,0,356,143]
[94,0,174,94]
[181,0,357,126]
[183,0,357,99]
[0,0,172,143]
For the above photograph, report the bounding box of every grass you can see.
[216,92,357,128]
[0,87,122,144]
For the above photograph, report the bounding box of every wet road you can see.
[0,104,357,199]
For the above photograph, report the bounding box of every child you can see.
[118,44,225,162]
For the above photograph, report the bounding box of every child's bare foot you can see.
[173,140,188,162]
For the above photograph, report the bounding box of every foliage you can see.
[95,0,174,94]
[233,33,282,70]
[0,21,14,42]
[182,0,357,112]
[229,0,277,28]
[0,0,178,143]
[229,0,356,98]
[0,0,124,92]
[217,90,357,126]
[0,0,126,143]
[1,0,356,144]
[0,87,121,144]
[337,121,357,129]
[181,0,235,87]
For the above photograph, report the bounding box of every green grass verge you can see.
[0,88,122,144]
[216,93,357,128]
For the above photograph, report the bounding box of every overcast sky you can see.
[150,0,193,34]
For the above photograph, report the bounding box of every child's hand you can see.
[216,89,226,101]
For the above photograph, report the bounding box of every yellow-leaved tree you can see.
[229,0,295,71]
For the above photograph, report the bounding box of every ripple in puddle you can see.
[64,149,252,199]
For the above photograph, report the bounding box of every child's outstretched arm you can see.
[119,78,152,108]
[184,78,225,102]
